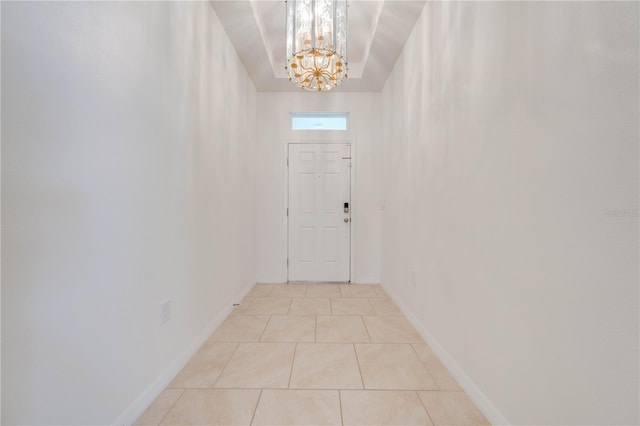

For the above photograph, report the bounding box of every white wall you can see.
[381,1,639,424]
[256,92,381,284]
[1,2,256,424]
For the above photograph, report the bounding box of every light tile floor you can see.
[135,283,490,426]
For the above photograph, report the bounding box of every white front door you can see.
[288,143,351,282]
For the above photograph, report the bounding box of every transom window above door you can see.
[291,112,349,131]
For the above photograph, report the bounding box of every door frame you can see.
[283,140,356,283]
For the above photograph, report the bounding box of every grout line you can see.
[257,315,272,342]
[409,343,441,390]
[323,297,332,315]
[361,315,373,343]
[352,343,366,390]
[284,386,367,391]
[338,390,345,426]
[272,386,361,391]
[249,389,263,426]
[265,284,274,297]
[416,390,436,426]
[364,298,376,316]
[155,388,185,425]
[287,343,298,388]
[211,343,241,388]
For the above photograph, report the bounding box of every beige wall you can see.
[380,1,639,424]
[1,2,256,424]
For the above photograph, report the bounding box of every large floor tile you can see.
[331,297,375,315]
[252,390,341,426]
[355,344,438,390]
[168,342,238,388]
[290,343,363,389]
[271,283,308,297]
[305,284,342,297]
[418,391,490,425]
[340,284,378,298]
[247,284,275,297]
[364,315,423,343]
[340,390,433,426]
[134,389,183,425]
[208,315,269,342]
[135,283,472,426]
[214,343,295,388]
[369,297,403,315]
[159,389,260,425]
[243,297,292,315]
[412,344,462,390]
[316,315,371,343]
[288,297,331,315]
[260,315,315,342]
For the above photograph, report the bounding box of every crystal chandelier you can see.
[285,0,348,91]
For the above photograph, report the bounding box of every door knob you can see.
[344,218,350,222]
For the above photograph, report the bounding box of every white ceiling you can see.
[209,0,427,92]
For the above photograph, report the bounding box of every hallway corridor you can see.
[134,283,489,425]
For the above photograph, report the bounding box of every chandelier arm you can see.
[321,69,333,82]
[299,61,315,72]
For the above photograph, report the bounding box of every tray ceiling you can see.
[209,0,427,92]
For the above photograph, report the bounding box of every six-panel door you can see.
[288,143,351,282]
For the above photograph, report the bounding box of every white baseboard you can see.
[113,281,255,426]
[381,284,510,426]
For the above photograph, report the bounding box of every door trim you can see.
[283,140,356,283]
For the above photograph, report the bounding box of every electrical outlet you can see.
[160,300,171,325]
